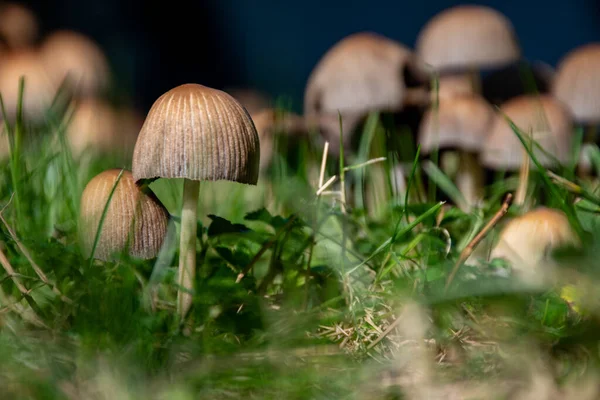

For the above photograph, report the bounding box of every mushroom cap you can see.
[252,108,308,170]
[481,95,573,170]
[0,50,56,121]
[552,43,600,124]
[416,5,520,72]
[132,83,260,184]
[79,169,169,261]
[491,207,578,279]
[40,30,110,97]
[305,32,413,117]
[0,3,38,49]
[67,99,119,156]
[418,94,495,154]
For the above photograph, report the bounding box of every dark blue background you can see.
[23,0,600,111]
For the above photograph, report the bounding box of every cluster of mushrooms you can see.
[33,4,597,317]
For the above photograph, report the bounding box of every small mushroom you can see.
[304,32,419,153]
[132,83,260,318]
[481,95,573,170]
[552,44,600,126]
[0,50,56,121]
[418,94,495,209]
[79,169,169,262]
[416,5,520,92]
[0,3,38,49]
[40,30,110,97]
[490,207,579,286]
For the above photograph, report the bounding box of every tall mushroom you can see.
[418,94,495,210]
[79,169,169,261]
[132,83,260,319]
[416,5,520,92]
[304,32,423,154]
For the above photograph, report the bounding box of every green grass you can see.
[2,90,600,399]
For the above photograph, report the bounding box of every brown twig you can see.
[445,193,513,290]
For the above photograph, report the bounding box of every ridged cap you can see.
[418,94,495,154]
[79,169,169,261]
[481,95,573,169]
[132,83,260,184]
[0,50,56,121]
[40,30,110,97]
[552,43,600,124]
[416,5,520,72]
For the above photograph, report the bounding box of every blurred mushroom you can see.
[305,32,423,154]
[416,5,520,91]
[132,83,259,319]
[66,99,120,156]
[79,169,169,261]
[0,50,57,121]
[481,95,573,170]
[490,207,579,286]
[0,3,38,49]
[418,94,495,209]
[40,30,110,97]
[226,88,271,115]
[552,44,600,127]
[252,108,308,171]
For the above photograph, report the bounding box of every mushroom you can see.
[416,5,520,92]
[418,94,495,209]
[0,50,57,121]
[66,98,120,156]
[132,83,260,318]
[40,30,110,97]
[553,44,600,126]
[0,3,38,49]
[79,169,169,262]
[490,207,579,286]
[481,95,573,170]
[304,32,423,154]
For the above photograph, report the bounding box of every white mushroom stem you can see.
[177,178,200,320]
[455,152,483,211]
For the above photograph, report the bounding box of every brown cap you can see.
[0,50,56,121]
[132,83,260,184]
[226,88,271,116]
[305,32,413,117]
[67,99,119,156]
[552,43,600,124]
[0,3,38,49]
[416,5,520,72]
[40,30,110,97]
[251,108,308,170]
[481,95,573,169]
[491,207,578,283]
[418,94,495,154]
[79,169,169,261]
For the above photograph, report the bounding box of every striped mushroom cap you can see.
[416,5,519,73]
[481,95,573,169]
[79,169,169,261]
[418,94,495,154]
[552,43,600,124]
[132,83,260,184]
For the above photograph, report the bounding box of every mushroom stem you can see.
[177,178,200,319]
[455,151,483,211]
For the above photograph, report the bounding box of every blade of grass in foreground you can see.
[87,168,125,267]
[422,159,467,210]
